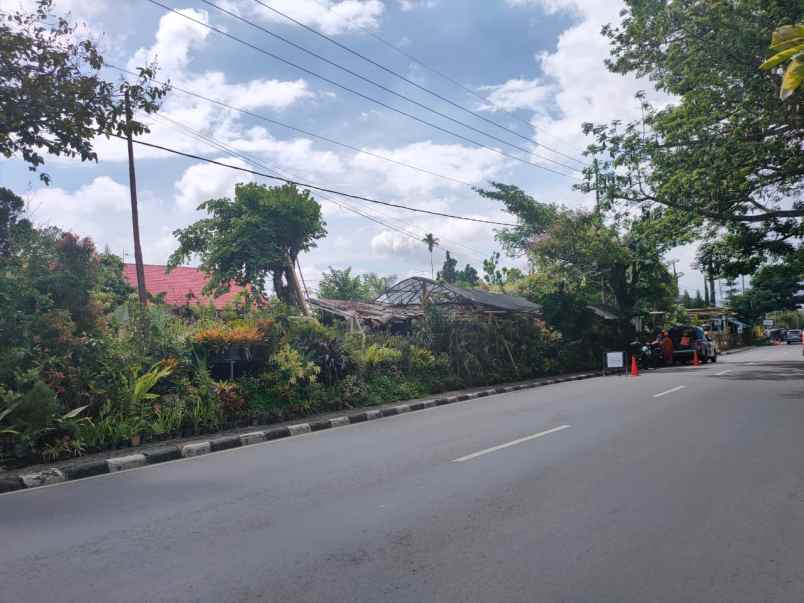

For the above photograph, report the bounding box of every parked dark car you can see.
[786,329,802,344]
[668,325,718,363]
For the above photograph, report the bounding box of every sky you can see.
[1,0,708,296]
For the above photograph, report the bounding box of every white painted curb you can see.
[239,431,265,446]
[181,442,212,457]
[287,423,311,436]
[20,468,65,488]
[107,454,147,473]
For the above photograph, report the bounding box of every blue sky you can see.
[1,0,708,296]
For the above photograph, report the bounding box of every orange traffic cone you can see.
[693,350,700,366]
[630,356,639,377]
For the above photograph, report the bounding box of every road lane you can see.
[2,345,802,602]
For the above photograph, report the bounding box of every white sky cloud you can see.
[247,0,384,35]
[480,78,551,112]
[174,158,255,211]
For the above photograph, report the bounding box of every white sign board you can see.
[763,319,775,327]
[606,352,625,369]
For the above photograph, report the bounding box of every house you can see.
[122,264,248,309]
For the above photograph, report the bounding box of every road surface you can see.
[3,345,804,602]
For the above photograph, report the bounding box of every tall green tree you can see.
[1,0,167,184]
[478,183,677,337]
[421,233,439,278]
[581,1,803,267]
[438,251,458,283]
[318,268,395,301]
[319,267,366,301]
[169,183,326,311]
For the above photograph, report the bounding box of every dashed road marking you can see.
[452,425,571,463]
[653,385,686,398]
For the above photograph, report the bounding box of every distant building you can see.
[122,264,248,309]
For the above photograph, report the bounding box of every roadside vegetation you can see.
[1,1,801,467]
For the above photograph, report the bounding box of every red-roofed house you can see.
[122,264,249,309]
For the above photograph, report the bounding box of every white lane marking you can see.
[715,369,732,376]
[452,425,571,463]
[653,385,686,398]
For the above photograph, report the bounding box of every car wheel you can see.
[711,353,717,363]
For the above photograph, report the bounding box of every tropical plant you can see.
[760,24,804,99]
[422,233,439,278]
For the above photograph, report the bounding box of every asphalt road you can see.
[3,345,804,602]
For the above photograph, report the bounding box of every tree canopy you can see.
[581,0,803,267]
[1,0,168,184]
[478,183,677,337]
[318,267,395,301]
[168,183,327,309]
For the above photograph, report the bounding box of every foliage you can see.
[290,320,353,386]
[479,184,677,340]
[422,233,439,277]
[729,254,803,321]
[169,183,326,309]
[215,382,247,416]
[0,0,168,183]
[318,266,366,300]
[760,24,804,100]
[438,252,480,287]
[581,1,803,268]
[318,267,396,301]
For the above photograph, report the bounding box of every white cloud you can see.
[24,177,136,257]
[174,158,255,211]
[248,0,384,35]
[128,8,209,75]
[480,78,551,112]
[351,141,508,194]
[398,0,438,10]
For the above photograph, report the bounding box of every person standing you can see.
[661,330,674,365]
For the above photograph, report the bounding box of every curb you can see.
[3,371,602,493]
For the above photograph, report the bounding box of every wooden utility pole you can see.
[125,91,148,305]
[287,255,310,316]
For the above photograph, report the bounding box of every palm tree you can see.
[422,233,439,278]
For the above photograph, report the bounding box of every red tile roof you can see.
[122,264,249,309]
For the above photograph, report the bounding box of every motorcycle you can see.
[629,340,656,370]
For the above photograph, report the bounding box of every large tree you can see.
[168,183,327,311]
[580,0,803,266]
[1,0,167,184]
[478,183,677,337]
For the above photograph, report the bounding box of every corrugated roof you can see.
[122,264,248,309]
[375,277,541,313]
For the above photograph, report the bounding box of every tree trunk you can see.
[709,273,717,307]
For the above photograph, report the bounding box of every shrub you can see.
[215,381,247,415]
[291,320,353,386]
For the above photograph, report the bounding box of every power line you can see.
[141,0,575,178]
[250,0,586,169]
[363,29,588,167]
[150,113,489,262]
[115,134,519,227]
[105,64,477,189]
[152,113,490,260]
[198,0,579,173]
